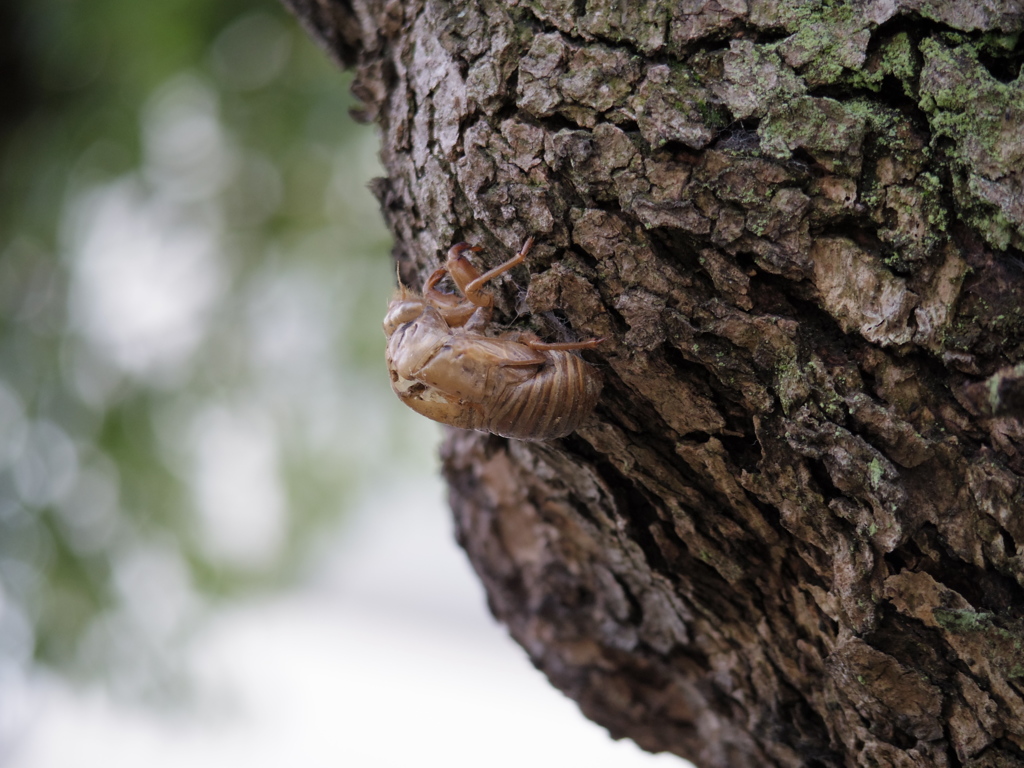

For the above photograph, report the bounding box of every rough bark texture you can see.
[283,1,1024,765]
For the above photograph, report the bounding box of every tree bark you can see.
[283,1,1024,765]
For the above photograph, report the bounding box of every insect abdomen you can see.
[486,352,602,440]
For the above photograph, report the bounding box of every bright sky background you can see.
[8,466,690,768]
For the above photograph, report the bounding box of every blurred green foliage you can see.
[0,0,415,688]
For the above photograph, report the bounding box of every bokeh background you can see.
[0,1,684,765]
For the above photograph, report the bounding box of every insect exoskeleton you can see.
[383,237,603,441]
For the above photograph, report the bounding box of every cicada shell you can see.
[383,237,602,441]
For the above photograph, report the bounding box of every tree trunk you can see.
[283,1,1024,765]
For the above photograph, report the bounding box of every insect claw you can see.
[448,242,483,260]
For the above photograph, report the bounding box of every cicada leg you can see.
[423,266,450,294]
[459,236,534,302]
[424,264,479,326]
[504,329,603,352]
[443,237,535,309]
[524,337,603,352]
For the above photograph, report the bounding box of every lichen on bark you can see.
[283,0,1024,765]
